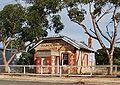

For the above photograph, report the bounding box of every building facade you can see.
[33,35,95,74]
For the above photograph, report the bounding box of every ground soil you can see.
[0,75,120,85]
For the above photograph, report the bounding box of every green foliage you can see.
[19,4,48,42]
[96,47,120,65]
[96,49,109,65]
[63,0,89,7]
[52,15,64,33]
[17,49,34,65]
[23,0,62,13]
[116,13,120,22]
[17,52,34,65]
[0,0,65,51]
[63,0,79,7]
[22,0,120,23]
[62,0,120,23]
[110,0,120,5]
[93,7,102,16]
[113,47,120,65]
[68,7,86,22]
[10,39,25,51]
[21,0,64,38]
[0,4,25,39]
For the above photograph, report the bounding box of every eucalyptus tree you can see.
[21,0,64,36]
[0,4,26,72]
[13,0,64,68]
[63,0,120,74]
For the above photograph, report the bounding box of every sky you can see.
[0,0,120,51]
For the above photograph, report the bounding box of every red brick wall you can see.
[36,57,41,65]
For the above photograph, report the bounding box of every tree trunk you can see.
[1,50,9,73]
[108,54,113,75]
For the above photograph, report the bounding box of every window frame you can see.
[62,52,69,65]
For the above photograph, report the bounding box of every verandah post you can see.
[59,66,62,77]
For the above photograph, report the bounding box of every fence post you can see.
[41,65,43,74]
[59,66,62,77]
[90,66,93,76]
[24,66,25,74]
[68,66,70,75]
[115,65,117,74]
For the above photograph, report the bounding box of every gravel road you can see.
[0,80,91,85]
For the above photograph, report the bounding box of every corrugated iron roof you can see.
[31,35,95,52]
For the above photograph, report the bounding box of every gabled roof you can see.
[31,35,95,52]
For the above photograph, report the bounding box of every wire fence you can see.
[0,65,120,77]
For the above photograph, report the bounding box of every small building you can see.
[33,35,95,74]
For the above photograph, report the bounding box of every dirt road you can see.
[0,75,120,85]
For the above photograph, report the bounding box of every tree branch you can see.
[5,37,11,49]
[109,6,117,54]
[90,28,95,34]
[115,34,120,44]
[7,50,24,65]
[88,1,107,49]
[65,5,97,40]
[97,7,113,22]
[71,19,97,39]
[88,1,92,14]
[116,38,120,41]
[106,22,112,39]
[116,41,120,43]
[95,22,111,43]
[7,53,16,65]
[91,14,107,49]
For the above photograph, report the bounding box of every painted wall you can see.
[34,39,95,74]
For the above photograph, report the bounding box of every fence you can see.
[0,65,120,77]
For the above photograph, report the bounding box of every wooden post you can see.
[51,56,55,74]
[41,65,43,74]
[68,66,70,75]
[59,66,62,77]
[24,66,25,74]
[115,65,117,74]
[90,66,93,76]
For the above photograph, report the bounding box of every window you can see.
[63,53,69,65]
[41,58,46,65]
